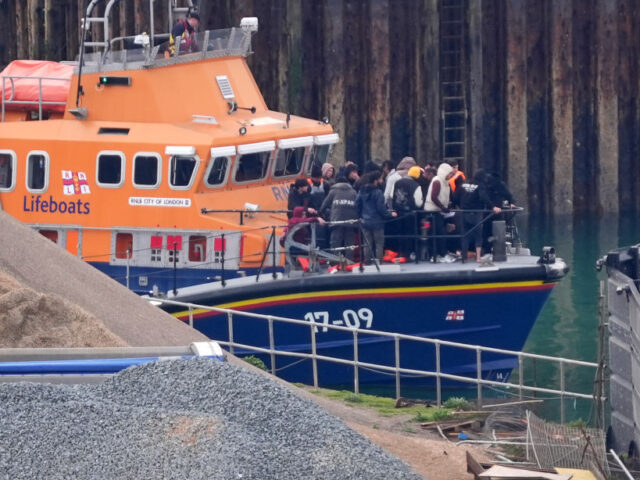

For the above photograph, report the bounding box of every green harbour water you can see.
[518,213,640,422]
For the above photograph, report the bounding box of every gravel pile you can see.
[0,358,424,479]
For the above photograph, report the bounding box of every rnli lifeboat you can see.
[0,2,336,295]
[0,1,569,387]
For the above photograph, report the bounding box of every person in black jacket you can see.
[287,178,314,218]
[167,12,200,56]
[320,177,358,260]
[356,171,397,263]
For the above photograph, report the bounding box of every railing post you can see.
[311,318,318,388]
[271,226,278,279]
[436,341,441,407]
[268,316,276,376]
[476,348,483,407]
[188,305,193,328]
[172,242,177,295]
[220,234,226,287]
[353,330,359,395]
[394,335,401,400]
[518,353,523,401]
[560,359,565,424]
[126,248,130,289]
[227,311,234,355]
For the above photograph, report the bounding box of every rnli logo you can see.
[445,310,465,321]
[62,171,91,196]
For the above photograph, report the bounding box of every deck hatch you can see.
[98,128,130,135]
[216,75,235,99]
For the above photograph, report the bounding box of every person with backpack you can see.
[356,171,398,263]
[391,166,424,257]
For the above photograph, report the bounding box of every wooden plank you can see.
[300,0,322,116]
[28,0,42,59]
[525,0,551,214]
[468,0,483,172]
[616,0,635,212]
[368,0,390,164]
[506,0,528,212]
[596,0,619,214]
[571,0,597,214]
[550,0,573,213]
[286,0,303,114]
[417,0,440,167]
[323,0,346,165]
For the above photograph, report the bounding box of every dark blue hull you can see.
[164,264,559,387]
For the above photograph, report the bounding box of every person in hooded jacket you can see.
[383,156,416,207]
[356,171,398,263]
[424,162,455,261]
[391,166,424,257]
[320,177,358,260]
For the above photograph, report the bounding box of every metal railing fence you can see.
[150,297,603,424]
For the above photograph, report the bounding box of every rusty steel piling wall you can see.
[0,0,638,215]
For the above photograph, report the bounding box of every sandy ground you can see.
[297,388,493,480]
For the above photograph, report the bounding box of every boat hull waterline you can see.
[166,273,557,386]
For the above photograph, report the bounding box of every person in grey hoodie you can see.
[320,177,358,260]
[383,156,416,207]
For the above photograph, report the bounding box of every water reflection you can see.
[519,213,640,421]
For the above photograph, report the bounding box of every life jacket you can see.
[169,19,195,55]
[448,170,466,192]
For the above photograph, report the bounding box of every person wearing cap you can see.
[287,178,316,219]
[167,11,200,56]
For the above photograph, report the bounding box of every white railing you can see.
[150,298,604,424]
[1,75,71,122]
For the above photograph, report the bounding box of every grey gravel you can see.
[0,358,425,479]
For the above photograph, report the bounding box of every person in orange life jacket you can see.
[424,162,455,261]
[320,176,358,260]
[446,158,466,207]
[167,12,200,57]
[356,171,398,263]
[287,178,317,219]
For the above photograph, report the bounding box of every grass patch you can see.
[242,355,267,371]
[443,397,474,411]
[306,387,453,421]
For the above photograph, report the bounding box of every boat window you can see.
[307,144,332,175]
[133,153,161,188]
[96,151,125,187]
[204,156,229,187]
[188,235,207,262]
[115,233,133,259]
[39,229,59,243]
[26,151,49,192]
[273,147,306,177]
[169,155,198,189]
[234,151,271,183]
[0,150,16,191]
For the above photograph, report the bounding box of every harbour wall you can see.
[0,0,638,215]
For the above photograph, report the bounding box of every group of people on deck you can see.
[283,157,515,265]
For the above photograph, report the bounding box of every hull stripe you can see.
[173,280,553,319]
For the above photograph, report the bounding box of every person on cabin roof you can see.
[167,11,200,56]
[320,176,358,261]
[287,178,315,218]
[356,171,398,263]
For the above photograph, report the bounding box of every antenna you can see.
[70,0,89,119]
